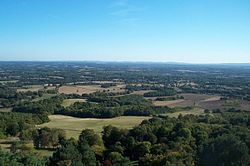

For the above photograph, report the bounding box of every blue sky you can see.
[0,0,249,63]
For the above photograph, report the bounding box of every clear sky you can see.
[0,0,249,63]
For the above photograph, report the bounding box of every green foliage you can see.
[106,152,132,166]
[0,85,48,107]
[0,112,48,137]
[33,127,66,149]
[58,94,170,118]
[99,111,250,165]
[78,129,102,146]
[0,149,45,166]
[50,138,97,166]
[78,140,97,166]
[143,88,177,97]
[13,96,64,114]
[2,62,250,165]
[50,139,83,166]
[199,134,250,166]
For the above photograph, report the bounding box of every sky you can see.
[0,0,250,63]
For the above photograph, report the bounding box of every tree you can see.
[20,129,33,141]
[10,141,19,153]
[134,141,151,159]
[78,129,101,147]
[6,122,20,136]
[102,125,128,148]
[107,152,132,166]
[78,140,96,166]
[40,127,51,148]
[0,149,45,166]
[32,127,66,149]
[199,134,250,166]
[50,139,83,166]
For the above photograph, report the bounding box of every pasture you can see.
[0,138,54,157]
[62,99,87,107]
[132,90,154,95]
[163,107,205,118]
[17,85,44,92]
[0,108,12,112]
[17,85,56,93]
[32,93,57,102]
[38,115,151,139]
[58,84,125,95]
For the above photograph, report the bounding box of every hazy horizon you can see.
[1,0,250,63]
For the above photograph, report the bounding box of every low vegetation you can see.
[38,115,151,138]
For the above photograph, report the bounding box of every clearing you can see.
[132,90,154,95]
[163,107,205,118]
[59,85,102,95]
[32,93,58,102]
[17,85,44,92]
[38,115,151,139]
[58,84,125,95]
[0,108,12,112]
[62,99,87,107]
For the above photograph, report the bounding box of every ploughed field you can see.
[149,93,250,111]
[151,93,221,107]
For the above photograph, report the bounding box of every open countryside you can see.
[1,0,250,165]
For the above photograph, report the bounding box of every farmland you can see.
[59,85,103,95]
[152,93,221,107]
[38,115,151,138]
[1,62,250,165]
[163,107,205,118]
[58,84,125,95]
[62,98,87,107]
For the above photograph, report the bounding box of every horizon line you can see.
[0,60,250,65]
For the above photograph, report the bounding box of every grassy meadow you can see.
[38,115,151,139]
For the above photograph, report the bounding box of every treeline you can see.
[13,96,64,114]
[143,88,177,97]
[57,94,170,118]
[11,93,171,118]
[100,83,117,88]
[155,95,184,101]
[0,85,44,107]
[33,127,66,149]
[60,104,170,118]
[87,93,151,106]
[126,84,160,91]
[0,112,49,138]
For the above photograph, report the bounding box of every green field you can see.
[38,115,151,139]
[61,99,87,107]
[32,94,57,102]
[162,107,205,118]
[0,139,54,157]
[0,108,12,112]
